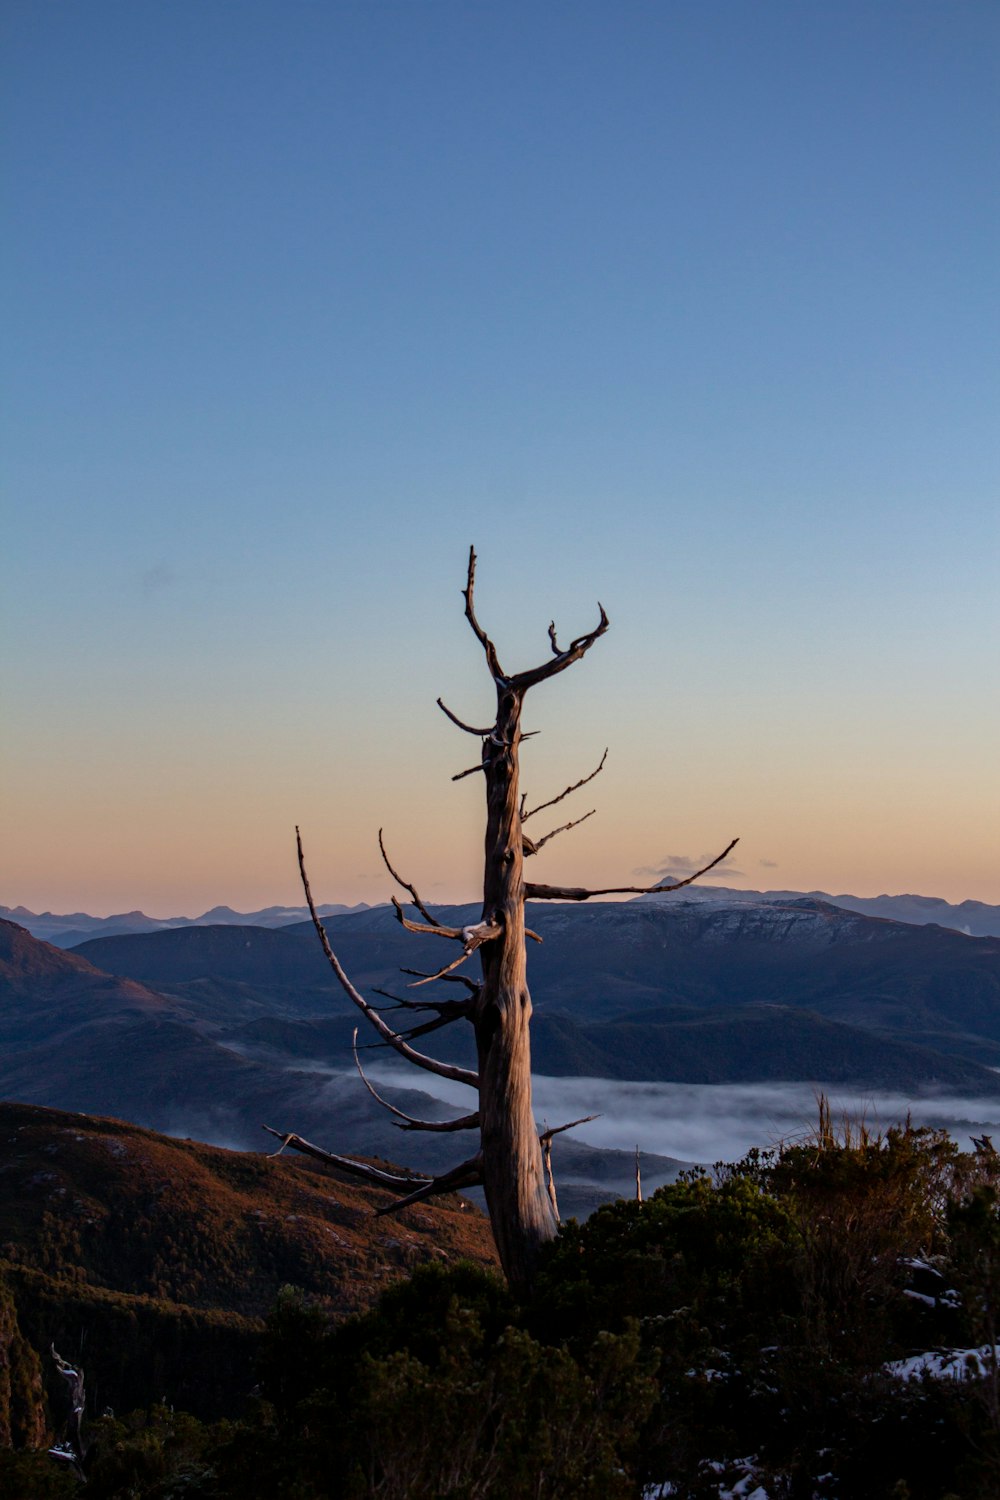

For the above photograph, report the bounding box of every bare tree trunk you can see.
[273,548,737,1294]
[475,683,556,1291]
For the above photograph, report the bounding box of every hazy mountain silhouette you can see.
[67,900,1000,1089]
[6,883,999,947]
[0,920,687,1214]
[0,900,369,949]
[638,885,1000,937]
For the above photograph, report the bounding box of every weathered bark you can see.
[275,548,736,1296]
[473,680,556,1291]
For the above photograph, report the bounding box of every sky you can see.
[2,1,998,917]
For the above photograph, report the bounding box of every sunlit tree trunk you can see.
[271,549,736,1294]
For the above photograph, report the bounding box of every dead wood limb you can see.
[374,1153,483,1215]
[524,837,740,902]
[538,1113,600,1145]
[408,954,475,987]
[538,1115,599,1224]
[49,1346,87,1478]
[263,1126,430,1188]
[547,620,560,655]
[296,827,479,1087]
[436,697,493,737]
[463,546,506,682]
[522,749,608,823]
[541,1138,559,1221]
[370,986,473,1024]
[364,1013,461,1045]
[524,808,596,856]
[352,1030,480,1133]
[401,966,482,996]
[452,760,487,781]
[365,990,472,1044]
[370,984,469,1012]
[510,607,609,692]
[390,896,469,943]
[405,914,504,987]
[379,831,442,928]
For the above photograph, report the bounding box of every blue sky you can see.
[3,1,998,914]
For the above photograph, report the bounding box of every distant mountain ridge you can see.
[65,898,1000,1087]
[0,900,370,948]
[5,884,998,945]
[635,886,1000,937]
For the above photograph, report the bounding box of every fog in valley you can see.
[362,1064,1000,1167]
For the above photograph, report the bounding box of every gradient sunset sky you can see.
[3,2,998,916]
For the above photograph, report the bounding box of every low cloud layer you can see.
[363,1065,1000,1167]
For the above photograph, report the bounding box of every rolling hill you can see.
[0,1100,496,1425]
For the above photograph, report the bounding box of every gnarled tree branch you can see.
[436,697,494,737]
[463,545,505,682]
[510,606,609,692]
[352,1030,480,1133]
[522,749,608,823]
[401,966,482,996]
[296,827,479,1087]
[538,1114,599,1223]
[379,830,442,929]
[452,760,487,781]
[538,1113,600,1146]
[375,1152,484,1216]
[49,1346,87,1478]
[524,837,740,902]
[370,985,473,1021]
[390,896,465,942]
[366,988,472,1044]
[523,808,596,856]
[263,1126,430,1188]
[404,913,504,987]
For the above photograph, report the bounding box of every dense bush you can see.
[9,1113,1000,1498]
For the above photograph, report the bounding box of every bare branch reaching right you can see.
[522,749,608,823]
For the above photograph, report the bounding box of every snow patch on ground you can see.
[886,1345,1000,1381]
[645,1455,770,1498]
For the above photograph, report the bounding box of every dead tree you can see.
[48,1345,88,1480]
[269,549,736,1294]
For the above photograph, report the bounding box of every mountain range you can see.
[3,886,1000,1226]
[638,885,1000,938]
[0,918,686,1219]
[5,884,1000,946]
[0,900,370,949]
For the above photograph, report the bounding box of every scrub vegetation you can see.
[6,1104,1000,1497]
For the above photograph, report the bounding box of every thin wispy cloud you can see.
[759,859,779,869]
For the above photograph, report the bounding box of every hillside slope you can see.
[0,1101,497,1422]
[0,920,687,1213]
